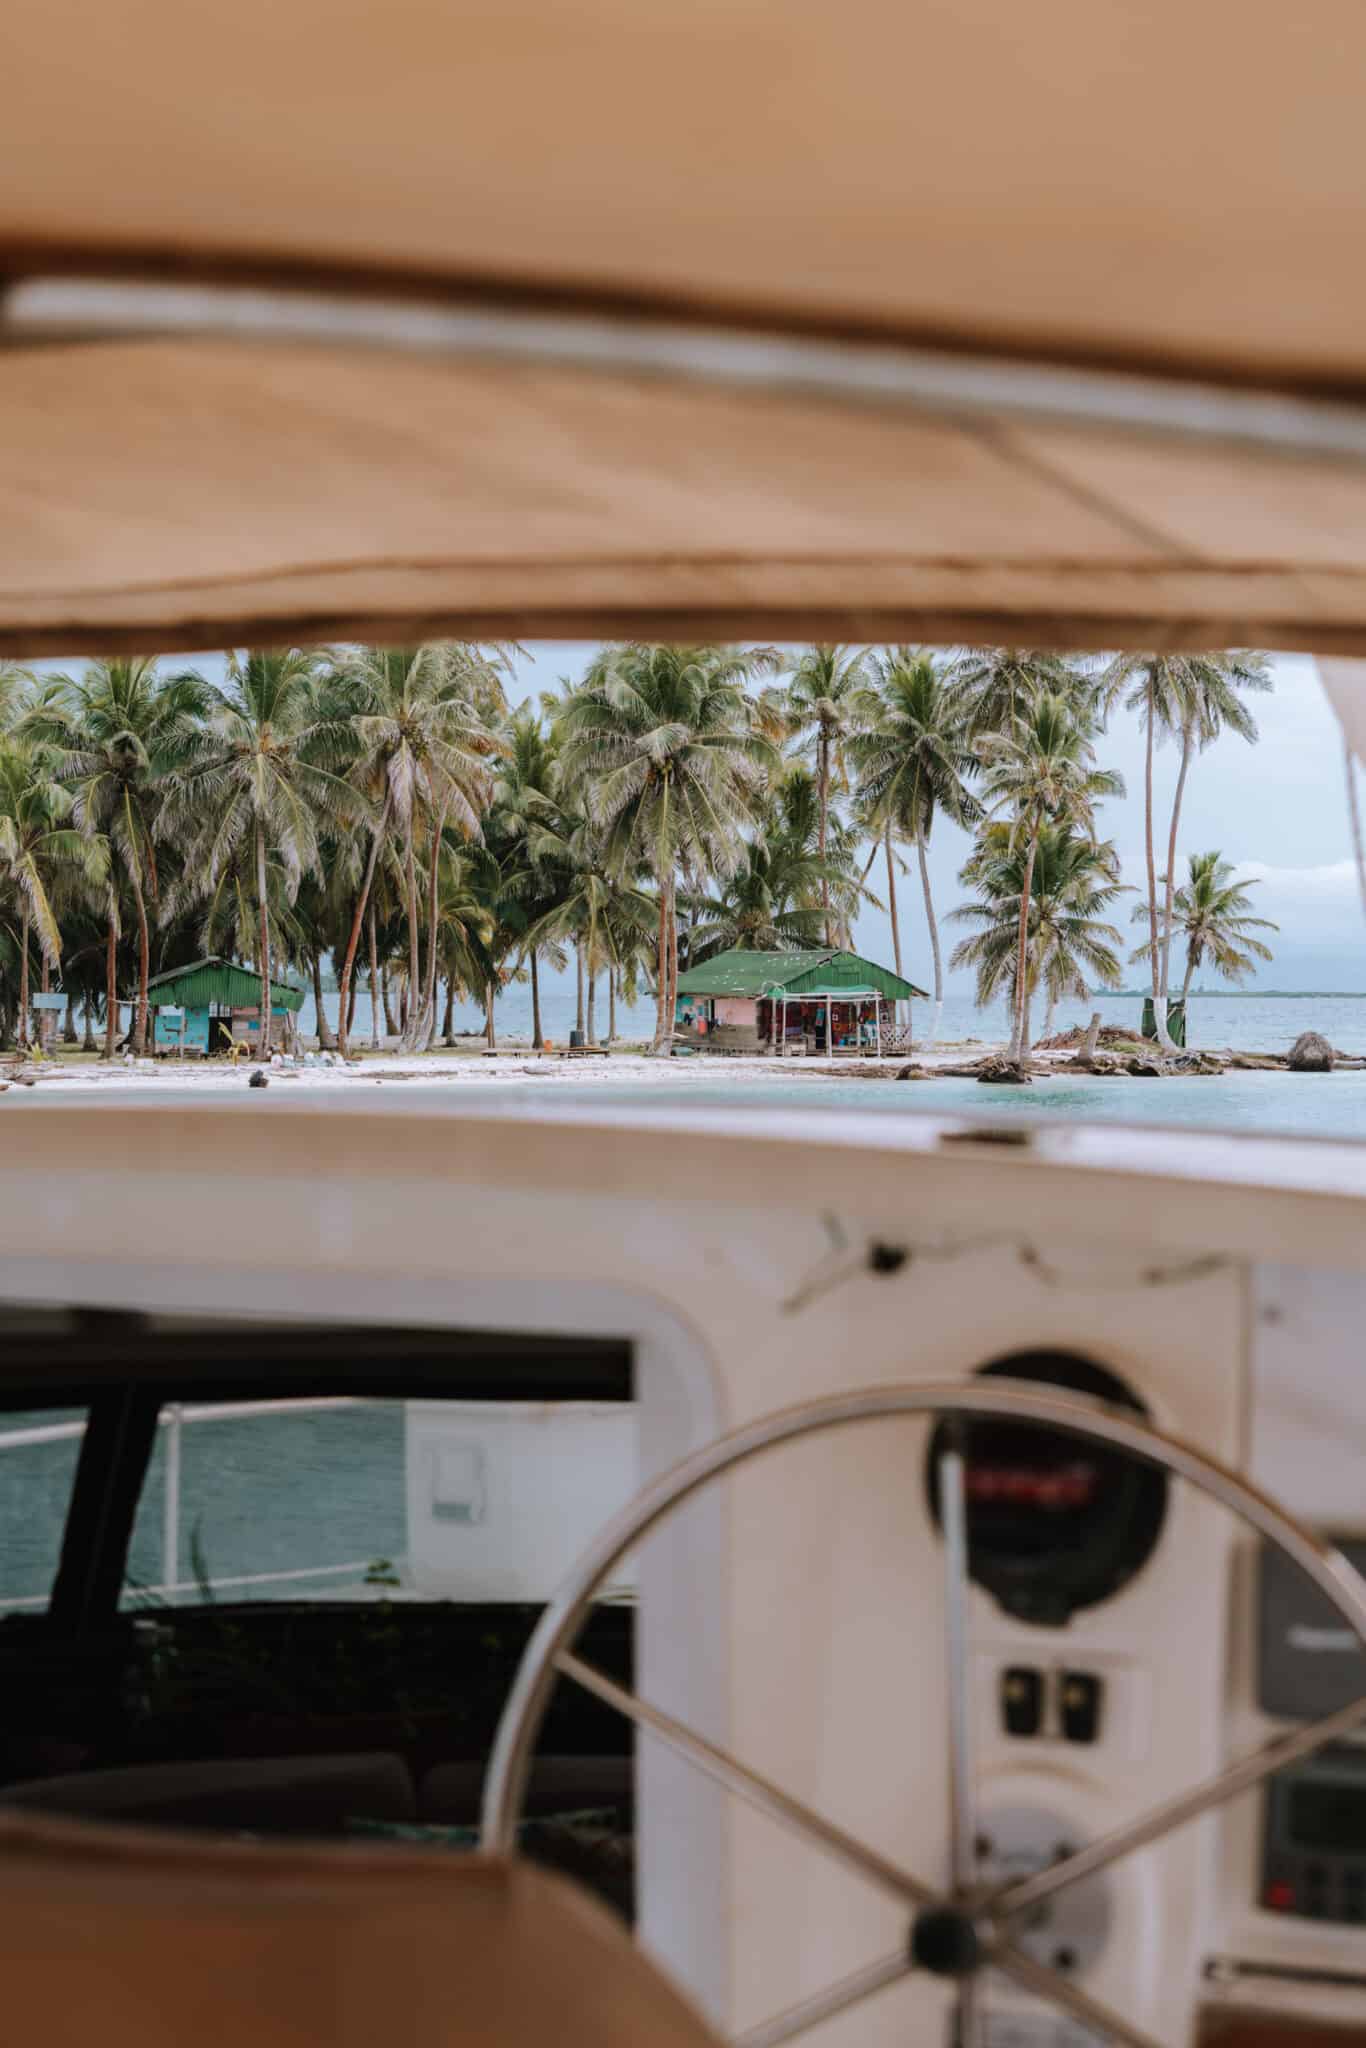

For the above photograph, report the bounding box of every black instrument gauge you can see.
[927,1352,1169,1627]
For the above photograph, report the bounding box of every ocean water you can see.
[300,987,1366,1058]
[542,1069,1366,1142]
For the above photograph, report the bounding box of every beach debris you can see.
[248,1069,269,1089]
[1124,1054,1168,1077]
[1288,1030,1334,1072]
[977,1055,1032,1085]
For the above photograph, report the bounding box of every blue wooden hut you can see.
[144,956,306,1054]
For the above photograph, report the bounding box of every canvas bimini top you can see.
[10,1,1366,655]
[674,949,925,1004]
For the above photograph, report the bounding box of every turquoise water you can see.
[545,1069,1366,1142]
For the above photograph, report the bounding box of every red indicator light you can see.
[966,1462,1099,1510]
[1264,1881,1296,1911]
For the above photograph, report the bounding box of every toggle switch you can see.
[1060,1671,1104,1744]
[1001,1665,1044,1737]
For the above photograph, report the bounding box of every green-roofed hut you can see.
[143,956,306,1056]
[673,948,926,1057]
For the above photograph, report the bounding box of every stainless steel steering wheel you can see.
[482,1381,1366,2048]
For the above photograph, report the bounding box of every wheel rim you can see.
[482,1379,1366,2048]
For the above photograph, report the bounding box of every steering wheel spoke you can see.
[555,1650,939,1914]
[986,1685,1366,1924]
[732,1950,915,2048]
[993,1938,1166,2048]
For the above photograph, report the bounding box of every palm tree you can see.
[556,646,778,1053]
[850,651,980,1045]
[765,646,873,943]
[0,742,108,1051]
[327,645,508,1055]
[952,824,1127,1046]
[952,648,1093,738]
[1132,851,1277,1009]
[164,649,352,1054]
[979,695,1124,1060]
[1103,652,1270,1050]
[24,656,210,1054]
[691,763,871,957]
[491,709,567,1049]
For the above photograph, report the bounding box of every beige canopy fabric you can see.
[7,0,1366,392]
[0,1811,721,2048]
[6,337,1366,656]
[7,0,1366,653]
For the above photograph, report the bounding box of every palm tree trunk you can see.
[651,889,670,1054]
[442,979,455,1044]
[17,909,29,1052]
[586,968,597,1044]
[311,955,336,1048]
[130,869,151,1056]
[884,823,903,974]
[485,978,496,1048]
[1180,948,1198,1006]
[1010,833,1038,1063]
[1160,729,1193,1007]
[381,961,397,1038]
[576,942,586,1036]
[608,966,617,1043]
[666,876,680,1027]
[405,800,447,1052]
[104,908,117,1059]
[818,729,832,946]
[62,991,77,1045]
[82,998,97,1052]
[914,827,944,1049]
[405,827,421,1026]
[39,955,51,1054]
[367,901,381,1049]
[530,950,543,1050]
[337,797,392,1056]
[254,822,272,1056]
[1143,675,1174,1052]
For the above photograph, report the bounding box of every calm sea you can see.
[301,987,1366,1058]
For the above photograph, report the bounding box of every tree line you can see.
[0,644,1278,1059]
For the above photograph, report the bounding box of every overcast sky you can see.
[503,646,1366,994]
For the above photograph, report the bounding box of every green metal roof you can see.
[144,956,306,1013]
[675,948,925,1002]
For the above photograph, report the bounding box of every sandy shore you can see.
[0,1041,1012,1097]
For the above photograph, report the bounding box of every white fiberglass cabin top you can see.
[2,1094,1366,2047]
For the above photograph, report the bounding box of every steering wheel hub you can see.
[909,1905,981,1978]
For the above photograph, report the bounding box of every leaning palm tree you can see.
[765,646,873,943]
[326,644,509,1055]
[555,646,778,1053]
[850,650,980,1045]
[0,741,108,1050]
[24,656,210,1053]
[1102,652,1270,1050]
[1132,850,1277,1010]
[163,649,352,1054]
[979,695,1124,1060]
[951,824,1127,1047]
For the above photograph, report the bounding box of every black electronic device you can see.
[1263,1745,1366,1925]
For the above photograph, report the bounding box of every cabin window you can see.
[0,1405,89,1615]
[122,1399,408,1608]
